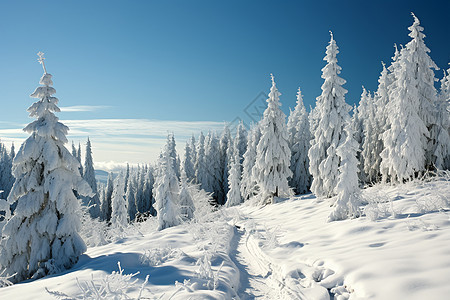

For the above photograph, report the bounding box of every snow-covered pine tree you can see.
[441,67,450,107]
[240,124,261,201]
[287,87,312,195]
[361,89,380,184]
[111,173,128,228]
[167,133,180,179]
[388,44,401,80]
[189,135,197,177]
[309,32,351,198]
[154,144,181,230]
[10,143,15,161]
[219,125,232,203]
[0,143,14,199]
[371,62,391,182]
[77,143,83,177]
[234,121,248,167]
[135,166,146,216]
[179,173,195,221]
[125,174,137,222]
[101,172,114,222]
[0,53,92,283]
[124,163,130,194]
[380,17,431,182]
[82,138,100,218]
[182,139,196,183]
[328,121,362,222]
[434,67,450,170]
[225,147,242,207]
[71,142,77,159]
[195,132,207,190]
[98,183,106,219]
[205,132,223,203]
[144,165,152,213]
[350,105,364,186]
[254,74,292,203]
[356,87,369,183]
[404,13,442,171]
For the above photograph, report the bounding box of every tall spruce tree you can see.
[350,105,365,186]
[328,121,362,221]
[371,62,391,182]
[154,145,181,230]
[195,132,207,190]
[167,133,180,179]
[225,147,242,207]
[111,174,128,228]
[0,143,14,199]
[0,53,92,283]
[101,172,114,222]
[77,143,83,177]
[361,89,380,183]
[380,16,431,182]
[404,14,441,170]
[234,122,248,168]
[434,68,450,170]
[83,138,100,218]
[254,74,292,203]
[219,126,232,202]
[126,174,137,222]
[205,132,223,203]
[179,173,195,221]
[287,87,312,194]
[124,163,130,194]
[308,32,351,198]
[182,139,196,183]
[240,124,261,201]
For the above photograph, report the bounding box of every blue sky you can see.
[0,0,449,169]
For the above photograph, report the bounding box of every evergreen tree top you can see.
[319,32,347,98]
[266,74,282,110]
[25,52,68,144]
[408,12,424,40]
[295,87,305,110]
[324,31,340,66]
[406,13,438,71]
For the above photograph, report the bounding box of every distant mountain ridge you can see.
[95,170,109,184]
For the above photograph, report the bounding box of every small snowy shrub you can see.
[140,247,183,267]
[46,262,151,300]
[363,191,393,221]
[195,251,224,290]
[0,269,14,288]
[363,194,391,221]
[414,170,450,212]
[189,183,215,223]
[173,279,199,294]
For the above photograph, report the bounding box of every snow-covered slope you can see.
[237,177,450,299]
[0,177,449,299]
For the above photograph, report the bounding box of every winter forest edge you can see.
[0,13,449,299]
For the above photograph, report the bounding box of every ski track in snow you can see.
[230,214,343,300]
[231,226,279,299]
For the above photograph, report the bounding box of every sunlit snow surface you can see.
[0,178,449,299]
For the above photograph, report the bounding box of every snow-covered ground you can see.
[0,177,449,299]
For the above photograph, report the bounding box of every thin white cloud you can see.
[60,105,112,112]
[94,161,131,173]
[64,119,227,137]
[0,118,228,169]
[65,119,227,165]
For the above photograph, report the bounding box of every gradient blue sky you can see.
[0,0,449,169]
